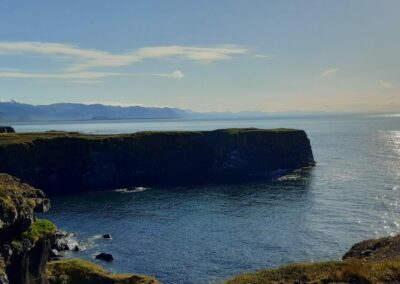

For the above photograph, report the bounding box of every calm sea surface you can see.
[27,114,400,283]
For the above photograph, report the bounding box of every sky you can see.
[0,0,399,113]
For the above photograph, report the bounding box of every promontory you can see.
[0,128,314,195]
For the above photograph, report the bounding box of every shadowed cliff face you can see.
[0,128,314,195]
[0,127,14,134]
[0,174,53,284]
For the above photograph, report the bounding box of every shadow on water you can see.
[42,167,316,284]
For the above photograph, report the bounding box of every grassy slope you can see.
[47,259,160,284]
[0,128,300,145]
[225,259,400,284]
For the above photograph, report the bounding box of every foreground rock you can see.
[0,173,53,284]
[226,235,400,284]
[95,253,114,262]
[0,128,314,195]
[343,234,400,262]
[0,173,160,284]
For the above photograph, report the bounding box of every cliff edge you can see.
[0,128,314,195]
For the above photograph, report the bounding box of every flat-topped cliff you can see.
[0,128,314,195]
[0,127,14,134]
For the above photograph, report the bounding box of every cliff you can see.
[0,127,14,134]
[0,128,314,195]
[0,173,53,284]
[0,173,159,284]
[226,235,400,284]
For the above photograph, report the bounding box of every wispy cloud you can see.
[156,70,184,79]
[321,68,339,78]
[253,54,275,59]
[0,69,185,81]
[0,41,247,81]
[0,71,118,80]
[379,80,393,89]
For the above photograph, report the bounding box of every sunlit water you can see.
[29,114,400,283]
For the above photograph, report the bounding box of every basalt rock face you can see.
[0,173,53,284]
[0,128,314,195]
[0,127,14,134]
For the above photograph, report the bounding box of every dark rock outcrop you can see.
[95,253,114,262]
[0,174,53,284]
[102,234,112,239]
[0,128,314,195]
[0,127,14,134]
[343,234,400,261]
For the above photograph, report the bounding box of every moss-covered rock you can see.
[47,259,160,284]
[343,234,400,262]
[0,173,50,244]
[0,128,314,195]
[0,174,53,284]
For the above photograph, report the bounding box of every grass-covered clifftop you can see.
[225,260,400,284]
[0,128,314,195]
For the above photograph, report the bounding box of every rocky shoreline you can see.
[0,173,159,284]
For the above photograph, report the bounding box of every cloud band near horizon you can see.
[0,41,248,82]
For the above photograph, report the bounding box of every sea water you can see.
[29,114,400,283]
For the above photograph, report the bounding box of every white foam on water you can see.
[114,187,150,193]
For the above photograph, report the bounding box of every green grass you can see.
[0,173,48,225]
[20,219,56,243]
[47,259,160,284]
[0,128,302,145]
[225,259,400,284]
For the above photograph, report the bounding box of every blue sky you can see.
[0,1,399,112]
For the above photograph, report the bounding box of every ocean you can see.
[25,114,400,283]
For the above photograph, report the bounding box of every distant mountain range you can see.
[0,101,269,122]
[0,101,187,121]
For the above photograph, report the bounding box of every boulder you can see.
[95,253,114,262]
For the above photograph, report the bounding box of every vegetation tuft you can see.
[47,259,159,284]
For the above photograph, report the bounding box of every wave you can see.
[114,186,150,193]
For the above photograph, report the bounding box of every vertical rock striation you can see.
[0,174,53,284]
[0,128,315,195]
